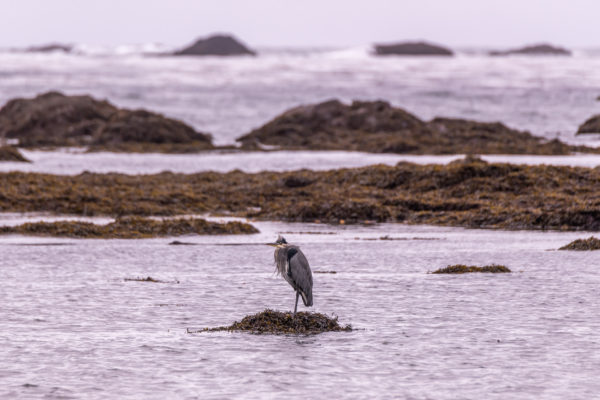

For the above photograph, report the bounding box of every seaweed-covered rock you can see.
[0,92,213,151]
[577,115,600,134]
[198,309,352,334]
[0,217,258,238]
[174,34,256,56]
[0,146,30,162]
[490,44,571,56]
[559,237,600,251]
[432,264,511,274]
[237,99,576,155]
[374,41,453,56]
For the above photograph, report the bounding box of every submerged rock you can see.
[0,146,30,162]
[0,217,259,238]
[432,264,511,274]
[374,41,453,56]
[0,91,213,151]
[577,115,600,134]
[237,99,577,155]
[559,237,600,251]
[197,309,352,334]
[25,43,72,53]
[490,44,571,56]
[173,34,256,56]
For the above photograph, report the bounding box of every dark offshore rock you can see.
[0,146,30,162]
[577,115,600,134]
[490,44,571,56]
[173,34,256,56]
[431,264,511,274]
[25,43,72,53]
[236,99,574,155]
[374,41,453,56]
[0,91,213,150]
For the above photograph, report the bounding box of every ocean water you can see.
[1,45,600,147]
[1,219,600,399]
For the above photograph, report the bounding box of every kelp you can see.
[195,309,352,335]
[124,276,179,283]
[0,146,30,162]
[431,264,512,274]
[559,236,600,251]
[1,158,599,230]
[0,217,258,238]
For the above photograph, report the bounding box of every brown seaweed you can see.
[124,276,179,283]
[0,217,258,238]
[559,236,600,251]
[431,264,512,274]
[193,309,352,335]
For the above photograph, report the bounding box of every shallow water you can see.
[2,220,599,399]
[2,150,600,175]
[1,47,600,147]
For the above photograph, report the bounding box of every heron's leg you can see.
[294,291,299,316]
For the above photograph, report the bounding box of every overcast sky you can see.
[1,0,598,48]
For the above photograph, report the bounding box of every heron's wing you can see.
[288,247,313,306]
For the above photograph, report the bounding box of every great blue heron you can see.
[267,235,313,315]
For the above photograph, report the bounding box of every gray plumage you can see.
[269,235,313,314]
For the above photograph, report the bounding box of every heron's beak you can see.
[266,242,278,247]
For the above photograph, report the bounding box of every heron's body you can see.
[268,236,313,314]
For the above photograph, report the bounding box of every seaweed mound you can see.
[432,264,511,274]
[559,237,600,251]
[174,34,256,56]
[490,44,571,56]
[0,217,258,238]
[25,43,72,53]
[0,92,213,151]
[577,115,600,135]
[237,99,576,155]
[199,309,352,334]
[374,41,453,56]
[0,146,30,162]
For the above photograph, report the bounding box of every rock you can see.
[173,34,256,56]
[0,146,30,162]
[490,44,571,56]
[577,115,600,134]
[236,99,575,155]
[25,43,72,53]
[374,41,453,56]
[559,237,600,251]
[0,91,214,151]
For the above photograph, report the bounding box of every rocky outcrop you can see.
[374,41,453,56]
[0,92,213,151]
[173,34,256,56]
[490,44,571,56]
[577,115,600,134]
[25,43,72,53]
[236,99,576,155]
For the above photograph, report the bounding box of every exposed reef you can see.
[1,158,600,231]
[0,217,258,238]
[0,146,30,162]
[559,237,600,251]
[196,309,352,334]
[173,34,256,56]
[432,265,512,274]
[374,41,453,56]
[236,99,590,155]
[577,115,600,135]
[489,44,571,56]
[0,92,213,151]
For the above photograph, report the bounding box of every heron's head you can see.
[266,235,288,248]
